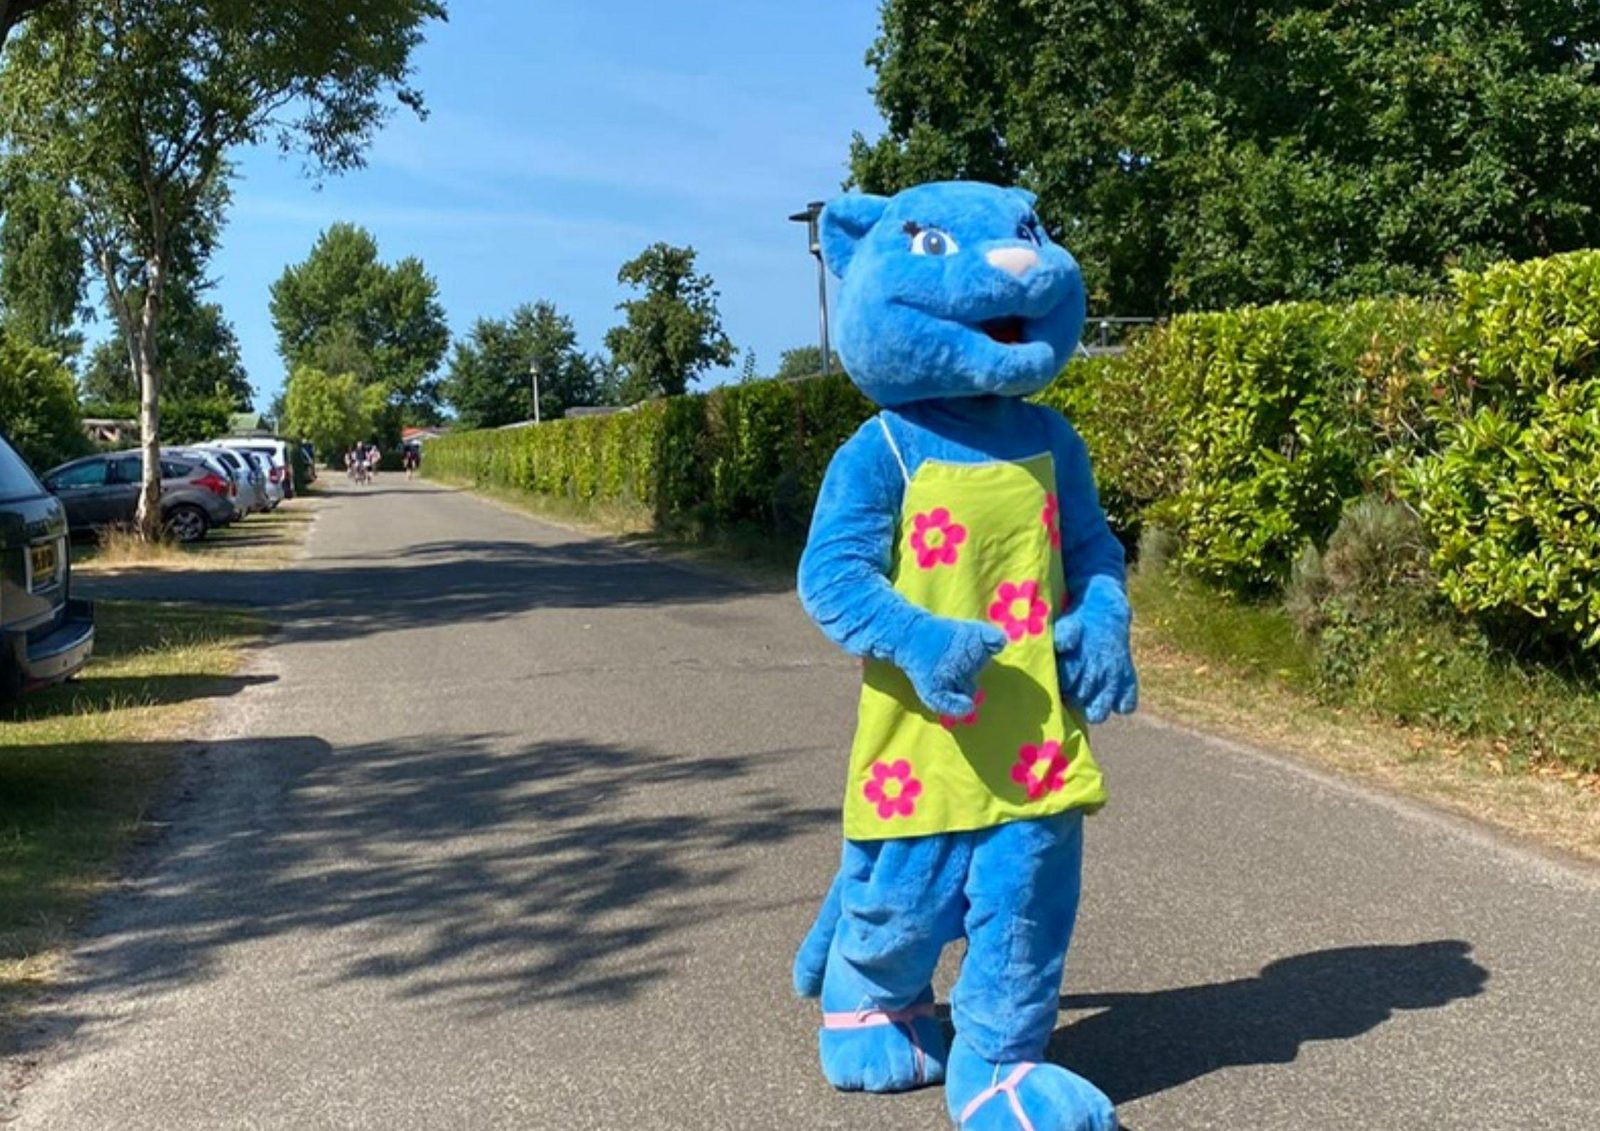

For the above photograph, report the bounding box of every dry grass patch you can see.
[0,601,265,1019]
[1131,590,1600,865]
[73,496,317,575]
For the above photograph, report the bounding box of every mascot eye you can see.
[910,227,959,257]
[1018,220,1043,245]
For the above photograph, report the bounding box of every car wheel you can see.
[165,505,209,543]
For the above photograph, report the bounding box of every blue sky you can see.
[204,2,885,412]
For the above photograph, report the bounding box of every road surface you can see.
[5,479,1598,1130]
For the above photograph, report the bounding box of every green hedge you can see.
[424,376,874,541]
[1403,252,1600,650]
[429,249,1600,652]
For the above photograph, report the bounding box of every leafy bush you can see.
[1038,341,1195,545]
[0,333,88,471]
[1052,298,1434,592]
[1286,497,1437,689]
[1404,252,1600,651]
[1148,304,1372,593]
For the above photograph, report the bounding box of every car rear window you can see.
[0,435,47,502]
[160,460,192,479]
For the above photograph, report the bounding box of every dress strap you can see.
[877,414,911,486]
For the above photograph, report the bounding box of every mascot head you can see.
[820,181,1086,408]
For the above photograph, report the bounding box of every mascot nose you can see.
[985,246,1040,278]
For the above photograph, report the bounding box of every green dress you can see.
[843,417,1107,842]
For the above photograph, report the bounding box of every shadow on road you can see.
[1049,940,1488,1102]
[6,730,833,1061]
[80,534,784,645]
[1,673,276,724]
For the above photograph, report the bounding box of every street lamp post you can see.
[529,359,542,425]
[788,201,831,377]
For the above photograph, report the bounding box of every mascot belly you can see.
[792,181,1138,1131]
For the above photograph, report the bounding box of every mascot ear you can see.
[1008,186,1039,210]
[820,193,889,278]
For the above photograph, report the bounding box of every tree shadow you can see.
[1048,941,1488,1103]
[78,534,789,645]
[1,673,276,723]
[4,731,833,1060]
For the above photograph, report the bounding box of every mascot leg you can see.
[815,833,967,1092]
[945,812,1116,1131]
[793,856,847,998]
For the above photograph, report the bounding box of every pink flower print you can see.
[988,580,1050,642]
[940,689,987,730]
[909,507,967,569]
[1042,493,1062,549]
[1010,740,1071,801]
[863,759,923,820]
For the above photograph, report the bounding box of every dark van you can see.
[0,431,94,699]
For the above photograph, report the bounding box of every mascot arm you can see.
[799,421,1005,717]
[1046,411,1138,722]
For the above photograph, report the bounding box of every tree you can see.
[444,301,597,428]
[603,243,734,402]
[773,345,840,382]
[853,0,1600,313]
[282,365,377,461]
[0,163,86,356]
[0,0,443,536]
[0,0,53,53]
[0,330,87,470]
[81,285,252,409]
[269,222,449,424]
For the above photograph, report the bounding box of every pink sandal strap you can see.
[821,1003,938,1085]
[958,1062,1038,1131]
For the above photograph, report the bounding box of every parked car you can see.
[167,447,244,525]
[214,437,294,500]
[200,445,270,514]
[43,450,236,542]
[0,430,94,700]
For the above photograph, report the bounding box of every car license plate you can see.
[29,540,59,589]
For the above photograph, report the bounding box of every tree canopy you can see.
[0,330,86,471]
[81,286,252,410]
[853,0,1600,313]
[604,243,734,402]
[282,365,382,459]
[270,222,450,424]
[0,0,443,533]
[773,345,840,382]
[444,301,598,429]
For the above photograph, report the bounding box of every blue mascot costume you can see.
[793,181,1138,1131]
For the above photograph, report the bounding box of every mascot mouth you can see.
[980,317,1026,345]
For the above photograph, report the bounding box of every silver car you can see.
[44,450,237,542]
[198,445,269,514]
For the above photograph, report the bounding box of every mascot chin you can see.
[793,181,1138,1131]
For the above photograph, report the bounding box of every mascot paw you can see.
[900,617,1007,718]
[819,996,948,1093]
[1054,578,1136,724]
[946,1038,1115,1131]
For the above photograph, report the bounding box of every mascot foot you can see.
[819,998,947,1092]
[946,1038,1115,1130]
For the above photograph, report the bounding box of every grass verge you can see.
[0,601,265,1019]
[72,495,317,574]
[1131,568,1600,863]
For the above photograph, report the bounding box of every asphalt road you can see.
[5,479,1599,1130]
